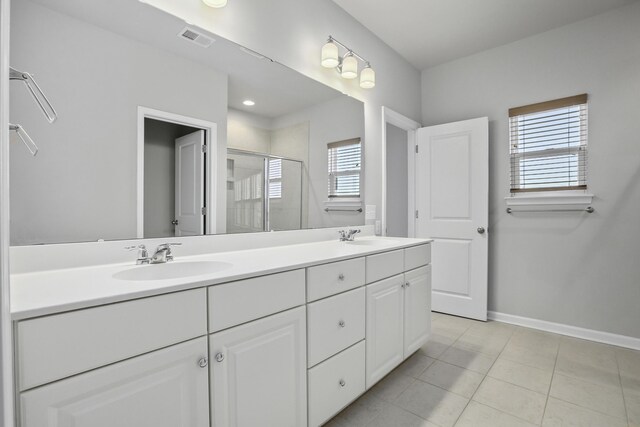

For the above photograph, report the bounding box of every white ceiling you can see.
[333,0,639,70]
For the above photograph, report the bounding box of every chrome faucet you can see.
[125,242,182,265]
[338,229,361,242]
[150,243,182,264]
[125,244,150,265]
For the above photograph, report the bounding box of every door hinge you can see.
[201,207,206,215]
[415,210,419,219]
[201,145,207,153]
[415,145,419,154]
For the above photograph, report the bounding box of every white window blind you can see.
[509,94,588,193]
[328,138,361,198]
[268,158,282,199]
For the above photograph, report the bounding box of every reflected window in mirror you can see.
[327,138,362,200]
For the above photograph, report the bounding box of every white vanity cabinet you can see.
[365,274,406,386]
[403,265,432,357]
[209,306,307,427]
[207,270,307,427]
[365,247,432,388]
[13,239,432,427]
[20,337,210,427]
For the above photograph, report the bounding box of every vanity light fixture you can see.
[321,36,375,89]
[242,100,255,106]
[202,0,227,8]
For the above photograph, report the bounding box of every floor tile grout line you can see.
[539,333,560,426]
[615,350,631,424]
[544,393,630,422]
[450,327,508,427]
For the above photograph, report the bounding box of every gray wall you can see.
[273,96,365,229]
[385,124,408,238]
[143,119,198,238]
[9,0,228,244]
[421,2,640,338]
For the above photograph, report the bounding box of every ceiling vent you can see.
[177,27,215,48]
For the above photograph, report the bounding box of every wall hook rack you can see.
[10,66,57,123]
[9,123,38,156]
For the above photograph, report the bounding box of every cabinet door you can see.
[365,274,405,388]
[20,337,209,427]
[404,265,432,357]
[209,306,306,427]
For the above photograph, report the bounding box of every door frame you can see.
[136,107,217,238]
[0,0,15,425]
[381,107,421,237]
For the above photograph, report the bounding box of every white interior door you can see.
[415,118,488,320]
[175,130,205,236]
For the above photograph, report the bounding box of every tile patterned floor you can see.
[325,312,640,427]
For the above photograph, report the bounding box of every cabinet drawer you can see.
[208,269,305,333]
[306,257,365,302]
[405,243,431,271]
[308,341,366,427]
[20,337,210,427]
[307,288,365,367]
[366,249,404,283]
[17,289,207,391]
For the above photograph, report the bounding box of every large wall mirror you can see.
[9,0,365,245]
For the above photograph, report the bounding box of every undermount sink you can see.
[113,261,233,281]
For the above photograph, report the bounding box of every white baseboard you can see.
[488,311,640,351]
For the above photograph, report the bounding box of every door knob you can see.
[477,227,485,234]
[171,220,179,225]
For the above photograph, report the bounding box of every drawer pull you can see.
[198,357,208,368]
[338,320,346,328]
[338,273,345,281]
[215,352,225,363]
[339,379,346,387]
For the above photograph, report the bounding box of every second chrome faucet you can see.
[125,243,182,265]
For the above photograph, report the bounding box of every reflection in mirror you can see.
[9,0,364,245]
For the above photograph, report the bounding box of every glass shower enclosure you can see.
[226,149,303,233]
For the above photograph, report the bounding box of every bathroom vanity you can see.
[10,235,431,427]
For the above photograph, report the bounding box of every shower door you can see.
[226,150,302,233]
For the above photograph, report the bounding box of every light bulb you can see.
[360,66,375,89]
[341,54,358,79]
[202,0,227,8]
[321,41,339,68]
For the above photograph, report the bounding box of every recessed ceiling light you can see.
[243,100,255,106]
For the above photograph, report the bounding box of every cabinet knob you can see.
[198,357,208,368]
[339,379,346,387]
[338,273,345,281]
[405,282,411,288]
[215,352,225,363]
[477,226,486,234]
[338,320,346,328]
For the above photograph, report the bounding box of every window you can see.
[509,94,588,193]
[268,158,282,199]
[328,138,362,198]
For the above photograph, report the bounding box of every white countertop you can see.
[11,236,431,320]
